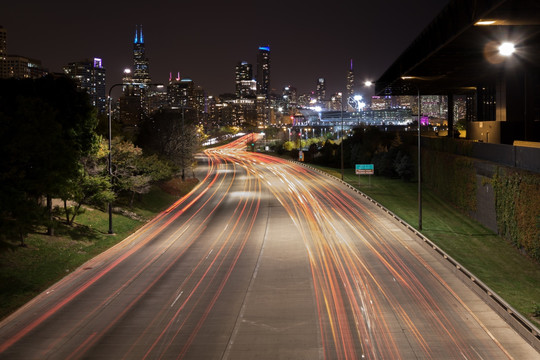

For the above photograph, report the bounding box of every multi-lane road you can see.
[0,134,538,359]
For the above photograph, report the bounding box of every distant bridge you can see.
[291,108,414,130]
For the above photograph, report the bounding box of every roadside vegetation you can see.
[1,75,537,329]
[298,157,540,327]
[0,180,197,320]
[254,129,540,327]
[0,76,201,320]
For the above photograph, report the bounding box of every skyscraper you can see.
[0,26,47,79]
[256,46,270,96]
[63,58,107,114]
[347,59,355,110]
[0,26,6,57]
[132,25,151,87]
[316,78,326,103]
[235,61,256,98]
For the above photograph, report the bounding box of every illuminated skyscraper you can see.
[132,25,151,87]
[316,78,326,103]
[0,26,46,79]
[235,61,256,97]
[63,58,107,114]
[0,26,6,57]
[347,59,355,110]
[256,46,270,96]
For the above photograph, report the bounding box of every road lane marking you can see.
[171,291,184,308]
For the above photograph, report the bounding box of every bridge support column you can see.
[447,93,454,137]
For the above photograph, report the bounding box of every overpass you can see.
[375,0,540,144]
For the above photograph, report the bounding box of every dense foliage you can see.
[492,167,540,261]
[0,78,180,246]
[278,126,415,181]
[0,76,97,243]
[138,108,199,180]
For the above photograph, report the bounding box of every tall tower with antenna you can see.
[132,25,151,87]
[346,59,355,100]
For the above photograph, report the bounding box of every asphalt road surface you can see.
[1,135,538,359]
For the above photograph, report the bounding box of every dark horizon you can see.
[3,0,449,97]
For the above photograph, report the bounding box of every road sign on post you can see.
[355,164,374,175]
[356,164,374,186]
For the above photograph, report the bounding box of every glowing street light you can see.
[498,42,515,56]
[401,76,423,230]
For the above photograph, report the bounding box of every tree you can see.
[60,140,114,225]
[62,171,114,225]
[394,151,414,181]
[110,138,174,206]
[139,109,200,180]
[0,76,97,241]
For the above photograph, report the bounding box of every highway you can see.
[0,134,538,359]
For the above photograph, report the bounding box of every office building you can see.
[316,78,326,103]
[132,25,151,88]
[63,58,107,114]
[347,59,355,111]
[0,26,6,57]
[256,46,270,96]
[0,26,47,79]
[235,61,256,98]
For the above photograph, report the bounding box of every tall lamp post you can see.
[340,92,344,180]
[107,83,124,234]
[401,75,447,230]
[107,80,164,234]
[401,77,422,230]
[416,87,422,230]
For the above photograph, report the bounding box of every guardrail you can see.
[295,160,540,352]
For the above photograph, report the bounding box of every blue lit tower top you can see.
[134,25,144,44]
[132,25,151,86]
[256,45,271,96]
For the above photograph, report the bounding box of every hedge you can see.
[492,167,540,261]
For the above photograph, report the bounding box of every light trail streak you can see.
[0,133,522,359]
[221,145,514,359]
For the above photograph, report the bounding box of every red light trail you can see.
[0,133,532,359]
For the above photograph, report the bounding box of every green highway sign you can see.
[355,164,374,175]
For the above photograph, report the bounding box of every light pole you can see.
[107,83,124,234]
[340,92,344,180]
[400,77,422,230]
[417,88,422,230]
[401,75,447,230]
[107,80,164,234]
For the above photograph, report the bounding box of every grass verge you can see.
[313,165,540,327]
[0,179,198,321]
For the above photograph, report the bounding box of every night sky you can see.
[3,0,449,97]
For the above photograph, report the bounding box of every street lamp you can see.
[401,77,423,230]
[107,82,124,234]
[106,77,164,234]
[498,42,516,56]
[416,88,422,230]
[401,74,449,230]
[340,92,345,180]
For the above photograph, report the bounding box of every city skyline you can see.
[2,0,449,97]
